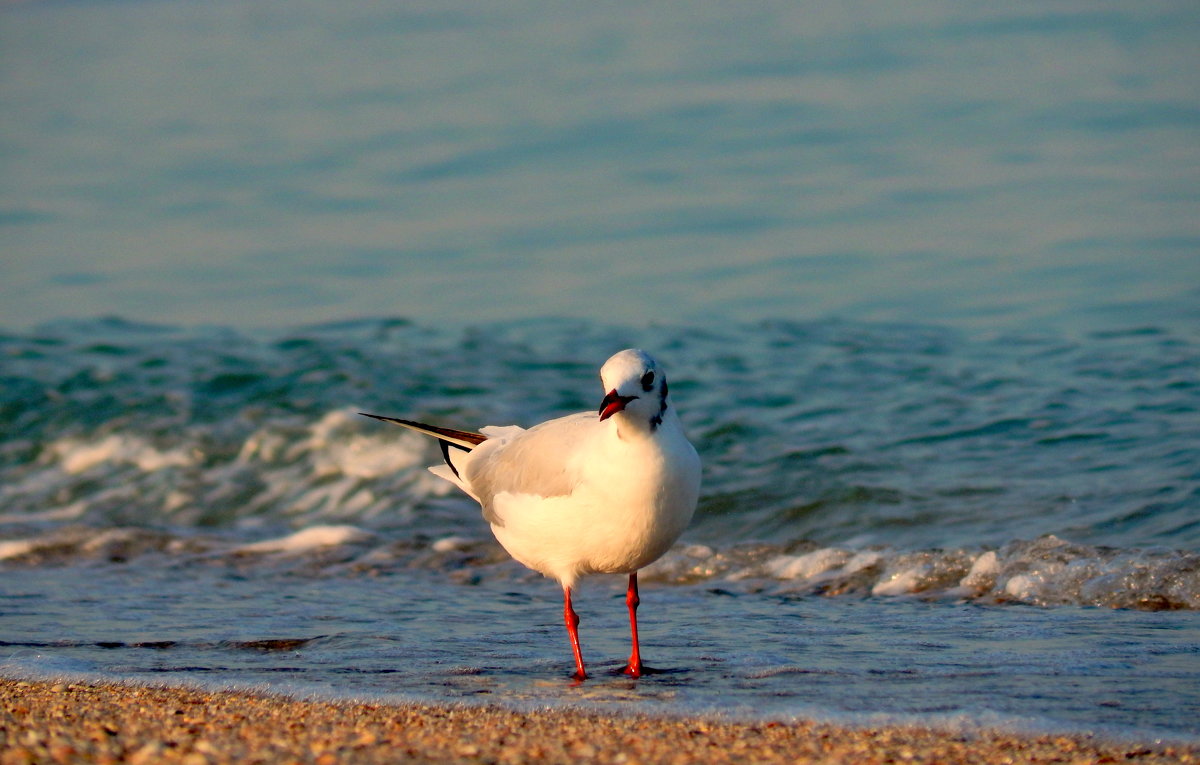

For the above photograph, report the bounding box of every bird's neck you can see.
[612,404,675,442]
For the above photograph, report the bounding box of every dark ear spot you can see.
[662,379,668,399]
[640,370,655,391]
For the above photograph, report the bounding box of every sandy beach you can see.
[1,678,1195,764]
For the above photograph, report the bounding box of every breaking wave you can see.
[2,317,1197,612]
[2,523,1196,611]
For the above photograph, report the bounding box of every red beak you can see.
[599,390,636,421]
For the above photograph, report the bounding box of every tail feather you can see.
[359,413,486,480]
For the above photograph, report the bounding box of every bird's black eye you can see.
[640,370,655,391]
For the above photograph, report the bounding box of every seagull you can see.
[361,349,701,680]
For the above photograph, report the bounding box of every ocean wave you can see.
[0,408,453,532]
[644,535,1200,611]
[2,317,1197,553]
[2,525,1195,611]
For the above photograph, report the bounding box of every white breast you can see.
[482,409,700,588]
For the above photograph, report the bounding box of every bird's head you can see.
[598,349,670,429]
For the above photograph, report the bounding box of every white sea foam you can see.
[0,539,38,560]
[961,550,1000,587]
[307,410,425,480]
[844,550,882,573]
[871,564,929,596]
[218,408,444,529]
[1004,573,1037,600]
[1,521,1195,611]
[655,535,1200,610]
[764,548,850,580]
[235,525,375,554]
[50,434,194,474]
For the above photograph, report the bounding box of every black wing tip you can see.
[359,412,409,426]
[359,411,382,420]
[359,413,488,446]
[439,440,463,478]
[359,412,471,478]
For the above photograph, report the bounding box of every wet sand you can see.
[2,678,1196,764]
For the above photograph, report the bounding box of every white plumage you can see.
[362,349,701,680]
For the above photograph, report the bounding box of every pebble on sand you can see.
[2,678,1197,764]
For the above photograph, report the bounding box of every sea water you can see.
[2,0,1199,743]
[2,1,1198,334]
[1,318,1197,740]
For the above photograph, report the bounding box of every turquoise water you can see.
[2,1,1198,332]
[4,565,1199,738]
[2,0,1199,741]
[1,318,1198,739]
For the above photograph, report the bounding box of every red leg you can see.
[623,572,642,677]
[563,586,587,681]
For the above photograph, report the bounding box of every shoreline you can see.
[3,678,1197,764]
